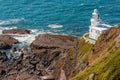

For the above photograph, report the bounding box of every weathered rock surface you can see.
[0,35,19,49]
[0,51,49,80]
[89,73,95,80]
[29,34,79,80]
[30,34,77,54]
[0,52,8,62]
[2,28,31,34]
[0,34,81,80]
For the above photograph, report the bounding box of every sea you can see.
[0,0,120,46]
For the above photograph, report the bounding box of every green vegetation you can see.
[71,48,120,80]
[67,38,93,64]
[63,38,93,78]
[77,38,92,63]
[69,25,120,80]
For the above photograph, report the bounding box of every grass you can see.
[77,38,93,63]
[71,48,120,80]
[69,25,120,80]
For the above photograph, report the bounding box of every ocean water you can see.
[0,0,120,37]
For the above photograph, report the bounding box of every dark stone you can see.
[30,34,77,54]
[11,47,17,52]
[0,70,6,76]
[2,28,31,34]
[0,52,8,62]
[0,35,18,49]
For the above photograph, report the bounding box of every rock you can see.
[60,69,67,80]
[29,34,78,79]
[16,72,29,80]
[22,48,29,54]
[79,61,88,70]
[0,35,18,49]
[0,49,49,80]
[41,75,55,80]
[0,34,79,80]
[30,60,39,65]
[0,51,8,62]
[30,34,77,54]
[11,47,17,52]
[89,73,95,80]
[2,28,31,34]
[36,64,44,71]
[0,42,11,49]
[0,70,6,76]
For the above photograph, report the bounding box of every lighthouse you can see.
[89,9,112,40]
[90,9,100,27]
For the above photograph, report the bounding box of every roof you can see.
[97,24,112,28]
[91,23,112,31]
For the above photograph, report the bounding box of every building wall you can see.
[89,28,101,40]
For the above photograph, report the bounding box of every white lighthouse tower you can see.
[90,9,100,27]
[89,9,112,40]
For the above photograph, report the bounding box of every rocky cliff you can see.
[0,35,18,49]
[0,25,120,80]
[71,24,120,80]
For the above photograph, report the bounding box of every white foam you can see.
[0,18,25,26]
[80,3,84,6]
[12,29,38,44]
[48,24,63,29]
[0,26,38,48]
[0,26,17,34]
[0,25,64,49]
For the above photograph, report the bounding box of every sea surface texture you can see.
[0,0,119,37]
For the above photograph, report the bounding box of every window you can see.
[96,30,100,34]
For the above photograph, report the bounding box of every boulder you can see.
[29,34,78,79]
[0,70,6,76]
[41,75,55,80]
[0,35,18,49]
[89,73,95,80]
[0,51,8,62]
[30,34,77,54]
[2,28,31,34]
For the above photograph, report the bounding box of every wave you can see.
[0,18,25,26]
[80,3,85,6]
[0,26,38,48]
[0,26,17,34]
[48,24,63,29]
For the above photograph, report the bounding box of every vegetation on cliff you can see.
[0,25,119,80]
[71,25,120,80]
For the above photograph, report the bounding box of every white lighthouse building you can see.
[89,9,112,40]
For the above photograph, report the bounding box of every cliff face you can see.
[30,34,93,80]
[71,25,120,80]
[0,25,119,80]
[30,34,78,80]
[0,35,18,49]
[29,25,120,80]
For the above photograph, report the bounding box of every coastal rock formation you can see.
[30,34,78,79]
[0,51,8,62]
[2,28,31,34]
[0,25,120,80]
[0,36,18,49]
[0,51,48,80]
[30,34,77,54]
[0,34,79,80]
